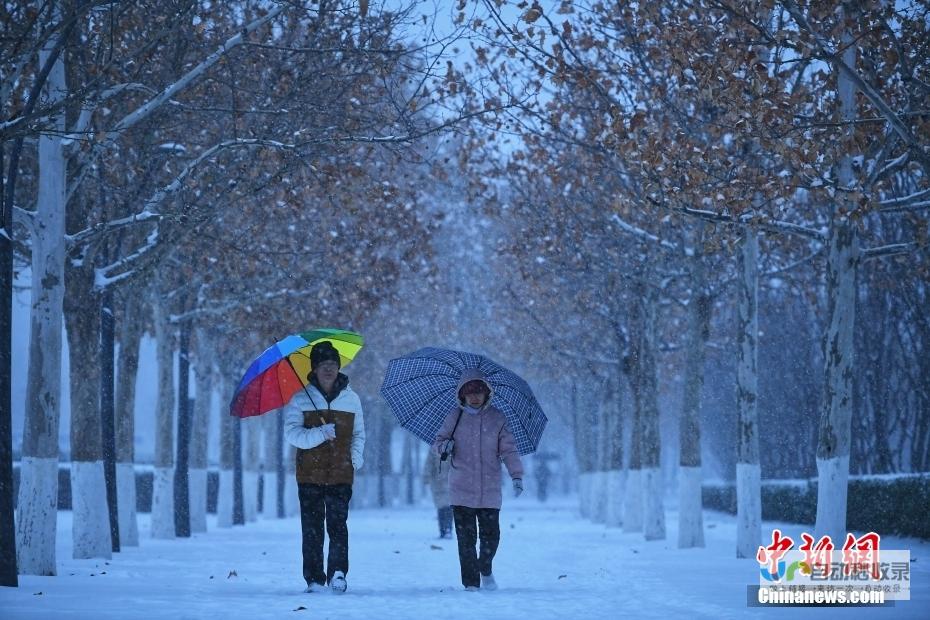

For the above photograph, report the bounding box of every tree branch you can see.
[779,0,930,174]
[610,213,680,253]
[89,138,299,286]
[862,242,919,261]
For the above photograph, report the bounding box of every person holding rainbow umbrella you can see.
[230,328,365,595]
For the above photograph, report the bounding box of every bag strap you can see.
[443,407,464,470]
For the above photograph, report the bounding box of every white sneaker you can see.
[304,582,325,593]
[480,573,497,590]
[330,571,347,594]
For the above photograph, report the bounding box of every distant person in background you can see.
[284,341,366,595]
[423,449,453,538]
[433,369,524,592]
[535,458,551,503]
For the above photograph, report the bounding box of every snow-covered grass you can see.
[1,495,926,619]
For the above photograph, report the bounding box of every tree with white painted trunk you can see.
[64,249,110,560]
[189,327,212,534]
[15,2,293,565]
[216,373,236,529]
[735,229,761,559]
[16,15,67,575]
[810,18,860,543]
[114,290,143,547]
[243,416,261,522]
[259,412,275,519]
[593,377,619,525]
[150,291,175,539]
[590,380,612,524]
[604,365,625,528]
[623,293,645,535]
[638,280,666,541]
[572,379,599,519]
[679,232,710,549]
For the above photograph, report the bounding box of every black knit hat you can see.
[309,341,341,371]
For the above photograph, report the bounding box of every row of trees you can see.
[1,0,501,584]
[3,0,927,589]
[457,0,929,555]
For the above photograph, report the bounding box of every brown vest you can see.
[295,409,356,485]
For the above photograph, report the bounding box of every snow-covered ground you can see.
[1,496,926,619]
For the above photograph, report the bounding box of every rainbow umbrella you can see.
[229,328,363,418]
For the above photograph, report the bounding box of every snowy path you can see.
[1,496,926,619]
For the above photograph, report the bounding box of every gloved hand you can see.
[439,439,455,460]
[319,423,336,441]
[513,478,523,498]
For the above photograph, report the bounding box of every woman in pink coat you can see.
[432,369,524,591]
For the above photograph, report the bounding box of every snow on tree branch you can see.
[879,188,930,213]
[109,5,286,138]
[89,138,298,286]
[676,207,826,242]
[863,242,919,261]
[779,0,930,174]
[610,214,680,253]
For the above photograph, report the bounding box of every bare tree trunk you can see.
[402,433,415,506]
[591,382,610,523]
[815,20,861,544]
[375,409,393,508]
[623,298,644,534]
[17,25,67,575]
[679,236,709,548]
[605,365,625,528]
[99,280,119,553]
[114,291,142,546]
[736,229,761,559]
[174,321,192,537]
[64,260,111,559]
[151,294,175,539]
[0,124,17,590]
[571,383,588,517]
[285,443,299,516]
[259,411,277,519]
[243,416,261,521]
[640,285,665,541]
[216,372,235,528]
[189,328,211,533]
[574,378,598,518]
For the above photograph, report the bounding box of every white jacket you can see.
[283,381,365,471]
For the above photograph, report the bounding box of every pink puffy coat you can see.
[432,369,524,509]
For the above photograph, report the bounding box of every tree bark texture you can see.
[736,229,761,559]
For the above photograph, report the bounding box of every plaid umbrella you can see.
[379,347,547,455]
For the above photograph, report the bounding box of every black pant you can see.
[438,506,453,538]
[297,483,352,586]
[452,506,500,588]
